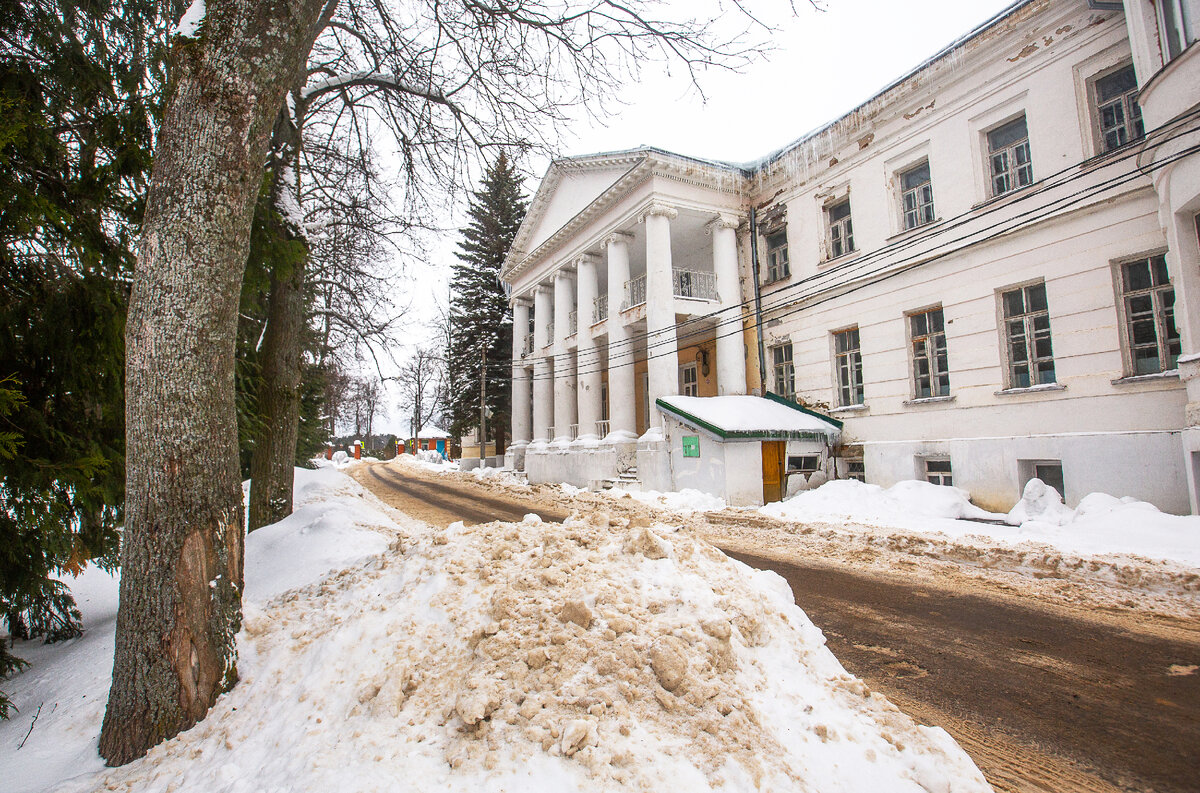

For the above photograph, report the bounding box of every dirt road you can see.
[353,461,1200,793]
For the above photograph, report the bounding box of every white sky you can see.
[374,0,1018,436]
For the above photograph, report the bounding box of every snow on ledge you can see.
[658,394,840,439]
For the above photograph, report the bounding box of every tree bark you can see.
[248,108,308,533]
[247,264,306,531]
[100,0,329,766]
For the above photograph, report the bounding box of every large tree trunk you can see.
[247,263,306,531]
[100,0,329,766]
[248,108,308,532]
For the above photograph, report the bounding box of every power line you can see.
[492,117,1200,384]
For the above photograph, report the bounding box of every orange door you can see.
[762,441,786,503]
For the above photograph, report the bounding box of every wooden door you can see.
[762,441,786,504]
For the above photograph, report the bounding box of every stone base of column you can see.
[504,440,529,472]
[602,429,639,444]
[1180,354,1200,427]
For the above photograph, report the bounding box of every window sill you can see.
[1111,370,1180,385]
[819,250,862,268]
[902,394,956,406]
[885,218,944,243]
[994,383,1066,396]
[972,185,1033,213]
[762,274,792,287]
[829,404,869,415]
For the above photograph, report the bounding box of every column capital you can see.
[706,212,743,232]
[639,202,678,223]
[575,252,601,269]
[534,283,553,296]
[603,230,635,248]
[510,295,532,308]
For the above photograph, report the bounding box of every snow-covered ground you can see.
[759,478,1200,569]
[1,465,991,792]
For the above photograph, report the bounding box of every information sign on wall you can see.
[682,435,700,458]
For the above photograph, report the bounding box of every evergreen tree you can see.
[446,154,527,451]
[0,0,160,718]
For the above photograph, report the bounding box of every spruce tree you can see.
[446,154,527,451]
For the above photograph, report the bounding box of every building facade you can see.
[503,0,1200,513]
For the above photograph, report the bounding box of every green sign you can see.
[682,435,700,458]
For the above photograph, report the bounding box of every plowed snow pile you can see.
[44,482,989,792]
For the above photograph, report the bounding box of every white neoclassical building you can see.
[503,0,1200,513]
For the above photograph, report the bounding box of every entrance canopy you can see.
[656,394,842,442]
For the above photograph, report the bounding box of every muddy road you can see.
[353,461,1200,793]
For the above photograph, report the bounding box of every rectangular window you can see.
[900,162,935,230]
[834,328,864,406]
[1120,254,1181,375]
[679,362,699,397]
[988,116,1033,196]
[1001,283,1055,388]
[1095,65,1144,153]
[766,230,790,282]
[787,455,820,474]
[925,458,953,487]
[1034,462,1065,496]
[1159,0,1196,61]
[772,343,795,400]
[640,371,649,432]
[846,460,866,482]
[909,307,950,398]
[828,199,855,258]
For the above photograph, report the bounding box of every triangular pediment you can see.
[506,150,649,277]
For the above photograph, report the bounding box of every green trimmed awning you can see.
[656,393,842,442]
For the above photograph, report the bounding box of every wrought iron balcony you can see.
[545,322,553,345]
[568,310,578,336]
[521,334,533,357]
[593,294,608,324]
[622,274,646,311]
[673,268,718,301]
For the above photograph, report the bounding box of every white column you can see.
[709,214,747,395]
[510,299,532,447]
[575,254,602,442]
[552,269,577,445]
[605,232,637,441]
[532,285,553,446]
[642,203,679,433]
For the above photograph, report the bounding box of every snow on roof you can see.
[657,394,841,441]
[416,425,449,439]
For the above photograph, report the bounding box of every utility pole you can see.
[479,342,487,467]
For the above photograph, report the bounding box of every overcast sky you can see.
[374,0,1019,436]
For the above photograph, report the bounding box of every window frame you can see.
[1089,62,1145,154]
[985,115,1034,198]
[826,198,855,260]
[898,160,936,231]
[923,456,953,487]
[679,361,700,397]
[771,342,796,401]
[1113,252,1181,376]
[764,228,791,283]
[997,280,1056,389]
[832,327,865,407]
[907,305,950,399]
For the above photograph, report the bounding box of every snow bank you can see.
[0,466,394,793]
[611,487,729,514]
[763,479,1001,523]
[4,474,991,793]
[762,478,1200,569]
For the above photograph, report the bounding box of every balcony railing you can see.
[621,269,718,310]
[521,334,533,357]
[569,423,579,440]
[596,419,610,437]
[568,310,578,336]
[545,322,553,345]
[546,425,555,441]
[622,274,646,310]
[593,294,608,324]
[673,268,718,301]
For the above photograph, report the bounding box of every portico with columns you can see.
[502,148,753,490]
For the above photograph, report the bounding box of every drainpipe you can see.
[748,207,768,393]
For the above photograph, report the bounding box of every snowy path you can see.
[356,459,1200,793]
